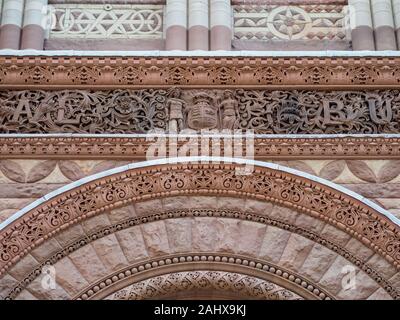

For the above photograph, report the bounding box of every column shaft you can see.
[188,0,208,50]
[210,0,231,50]
[20,0,47,50]
[348,0,375,50]
[165,0,187,50]
[371,0,397,50]
[392,0,400,48]
[0,0,24,49]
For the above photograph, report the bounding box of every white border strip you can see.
[1,49,400,57]
[1,156,399,231]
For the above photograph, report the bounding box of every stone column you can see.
[188,0,209,50]
[210,0,232,50]
[0,0,24,49]
[371,0,397,50]
[20,0,47,50]
[165,0,187,50]
[348,0,375,50]
[391,0,400,48]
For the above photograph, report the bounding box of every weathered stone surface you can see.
[343,183,400,198]
[31,238,62,262]
[26,276,70,300]
[259,226,291,264]
[162,196,190,211]
[107,205,136,224]
[116,226,149,263]
[367,287,393,300]
[141,221,170,256]
[216,197,245,211]
[319,160,345,181]
[91,234,129,271]
[8,254,39,280]
[366,254,398,279]
[0,183,64,198]
[244,199,273,214]
[165,218,192,253]
[270,205,299,224]
[214,218,240,253]
[300,244,338,282]
[320,224,351,246]
[55,224,86,247]
[54,257,89,295]
[377,160,400,183]
[389,272,400,290]
[26,161,57,183]
[58,161,85,181]
[189,196,218,209]
[14,289,38,300]
[0,274,19,297]
[68,244,108,283]
[345,238,374,261]
[0,160,25,183]
[346,160,377,183]
[318,256,359,294]
[192,217,218,252]
[336,270,379,300]
[278,234,314,271]
[294,214,326,233]
[81,213,111,234]
[236,221,266,256]
[135,199,163,216]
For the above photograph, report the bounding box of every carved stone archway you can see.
[0,157,399,300]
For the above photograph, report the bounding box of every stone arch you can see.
[0,157,399,300]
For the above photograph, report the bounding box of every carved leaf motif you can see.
[0,160,25,183]
[377,160,400,183]
[26,161,57,183]
[346,160,377,183]
[319,160,345,181]
[58,161,85,181]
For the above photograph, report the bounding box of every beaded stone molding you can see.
[4,208,397,300]
[77,256,328,300]
[0,135,399,160]
[0,162,399,277]
[1,56,400,89]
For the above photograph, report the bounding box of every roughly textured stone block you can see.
[91,234,129,271]
[165,218,192,253]
[69,244,108,283]
[192,217,218,252]
[259,226,291,263]
[116,226,149,263]
[141,221,170,256]
[278,234,314,271]
[236,221,266,256]
[54,257,89,295]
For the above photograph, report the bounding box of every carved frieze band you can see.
[1,89,400,135]
[0,163,399,277]
[1,56,400,89]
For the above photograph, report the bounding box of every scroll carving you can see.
[1,89,400,134]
